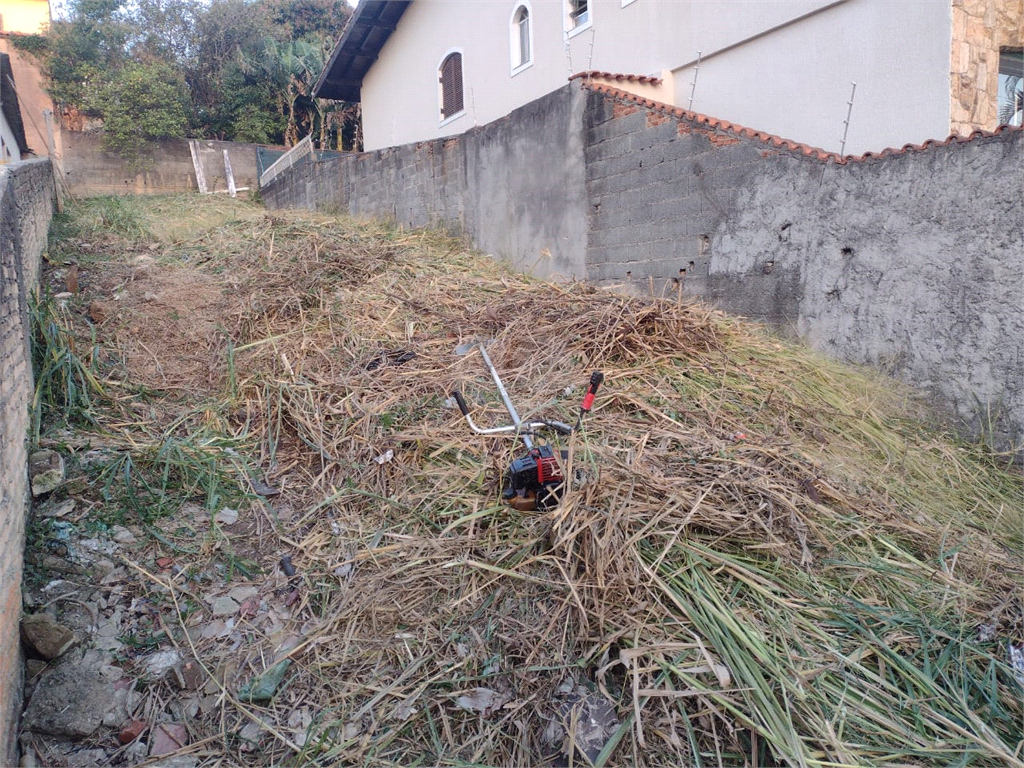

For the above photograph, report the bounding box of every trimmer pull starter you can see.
[451,342,602,511]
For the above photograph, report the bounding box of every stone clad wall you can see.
[0,158,53,765]
[950,0,1024,135]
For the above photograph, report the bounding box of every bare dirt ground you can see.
[18,194,1023,768]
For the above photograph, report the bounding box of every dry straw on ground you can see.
[37,195,1023,767]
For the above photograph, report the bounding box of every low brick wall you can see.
[0,158,53,765]
[59,133,283,198]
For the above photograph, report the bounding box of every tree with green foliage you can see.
[13,0,356,155]
[90,60,190,163]
[27,0,128,127]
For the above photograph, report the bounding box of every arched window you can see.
[511,4,532,73]
[439,51,464,120]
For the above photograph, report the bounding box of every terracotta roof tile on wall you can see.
[569,71,663,86]
[579,80,1024,164]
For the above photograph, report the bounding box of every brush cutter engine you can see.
[502,445,569,511]
[451,343,603,512]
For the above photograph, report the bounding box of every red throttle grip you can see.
[580,371,604,412]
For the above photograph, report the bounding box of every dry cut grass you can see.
[37,194,1024,767]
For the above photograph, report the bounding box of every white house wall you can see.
[672,0,952,155]
[0,112,21,163]
[360,0,951,154]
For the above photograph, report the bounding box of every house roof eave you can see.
[314,0,412,102]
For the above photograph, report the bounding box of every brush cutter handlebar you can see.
[450,391,573,437]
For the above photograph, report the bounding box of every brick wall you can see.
[0,158,53,765]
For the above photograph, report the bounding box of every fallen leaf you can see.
[215,507,238,525]
[456,687,511,717]
[800,477,821,503]
[279,555,296,577]
[89,300,110,323]
[558,691,619,764]
[250,478,281,497]
[200,619,227,640]
[238,596,260,620]
[392,699,418,721]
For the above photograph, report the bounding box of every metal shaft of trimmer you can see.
[477,342,533,449]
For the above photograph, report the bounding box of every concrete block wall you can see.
[263,86,589,281]
[0,158,53,765]
[582,88,768,298]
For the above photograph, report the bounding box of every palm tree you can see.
[998,74,1023,126]
[250,37,317,146]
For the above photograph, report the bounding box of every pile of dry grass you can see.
[40,195,1023,767]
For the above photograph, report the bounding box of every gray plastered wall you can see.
[262,85,589,281]
[708,131,1024,448]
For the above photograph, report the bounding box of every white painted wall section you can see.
[360,0,951,155]
[0,113,22,163]
[671,0,952,155]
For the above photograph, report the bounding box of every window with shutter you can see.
[440,52,464,120]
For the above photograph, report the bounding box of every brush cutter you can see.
[452,341,603,511]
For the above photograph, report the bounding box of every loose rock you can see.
[110,525,137,545]
[149,757,198,768]
[64,748,107,767]
[149,723,188,756]
[21,614,77,661]
[146,649,182,678]
[210,596,239,617]
[214,507,238,525]
[171,659,206,691]
[22,651,132,737]
[29,450,65,497]
[118,719,147,744]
